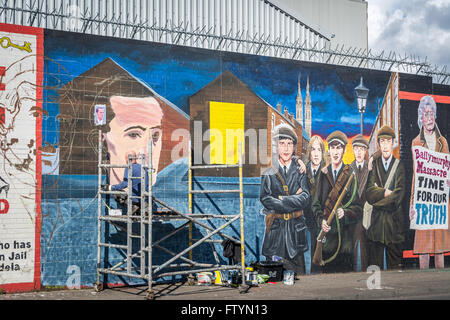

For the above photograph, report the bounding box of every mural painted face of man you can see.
[421,106,435,135]
[353,145,367,164]
[378,137,393,160]
[310,140,323,167]
[329,142,344,168]
[104,96,163,185]
[277,138,294,165]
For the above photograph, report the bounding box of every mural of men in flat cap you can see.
[260,123,310,274]
[409,96,450,269]
[350,134,370,271]
[311,130,362,273]
[366,125,406,270]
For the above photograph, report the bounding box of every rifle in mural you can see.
[312,172,355,266]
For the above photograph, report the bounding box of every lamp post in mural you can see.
[355,77,369,135]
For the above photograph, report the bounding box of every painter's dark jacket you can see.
[365,156,406,246]
[111,163,149,204]
[260,162,310,259]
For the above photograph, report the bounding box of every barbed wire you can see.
[1,1,449,84]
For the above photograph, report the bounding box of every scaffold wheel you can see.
[145,290,155,300]
[94,282,104,292]
[187,274,196,286]
[239,284,250,294]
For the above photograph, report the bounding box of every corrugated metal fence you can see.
[0,0,329,61]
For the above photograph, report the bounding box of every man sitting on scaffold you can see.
[102,151,156,215]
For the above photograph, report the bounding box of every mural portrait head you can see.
[273,123,297,165]
[94,104,106,126]
[104,96,163,185]
[307,135,325,167]
[377,125,395,160]
[326,131,347,167]
[57,58,169,186]
[417,95,437,134]
[352,134,369,163]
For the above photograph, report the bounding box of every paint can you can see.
[245,271,258,286]
[197,272,213,286]
[254,261,283,282]
[214,270,227,285]
[257,274,269,284]
[283,270,294,285]
[230,271,242,287]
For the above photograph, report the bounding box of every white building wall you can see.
[275,0,368,51]
[0,0,331,61]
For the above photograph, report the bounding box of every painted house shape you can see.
[58,57,189,175]
[189,70,306,177]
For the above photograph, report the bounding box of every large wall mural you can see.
[0,23,448,292]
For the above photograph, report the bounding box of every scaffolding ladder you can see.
[94,129,154,298]
[187,142,246,289]
[94,131,248,299]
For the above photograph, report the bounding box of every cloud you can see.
[367,0,450,67]
[340,115,361,125]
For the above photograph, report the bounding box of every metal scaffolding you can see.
[95,131,247,299]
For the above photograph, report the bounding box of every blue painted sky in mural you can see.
[44,30,391,141]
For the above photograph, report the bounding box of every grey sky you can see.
[368,0,450,68]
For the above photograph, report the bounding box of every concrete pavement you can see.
[2,267,450,300]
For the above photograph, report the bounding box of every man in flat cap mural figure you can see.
[260,123,310,274]
[312,131,362,272]
[350,134,370,271]
[366,125,406,270]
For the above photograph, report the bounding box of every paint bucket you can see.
[245,271,258,286]
[283,270,295,285]
[254,261,283,282]
[230,271,242,286]
[214,270,227,285]
[197,272,214,286]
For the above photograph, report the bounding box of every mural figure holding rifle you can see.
[260,123,310,274]
[311,131,362,272]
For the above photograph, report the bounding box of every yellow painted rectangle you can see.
[209,101,245,164]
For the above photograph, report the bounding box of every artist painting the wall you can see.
[260,123,310,274]
[409,96,450,269]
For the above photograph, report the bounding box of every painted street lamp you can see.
[355,77,369,135]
